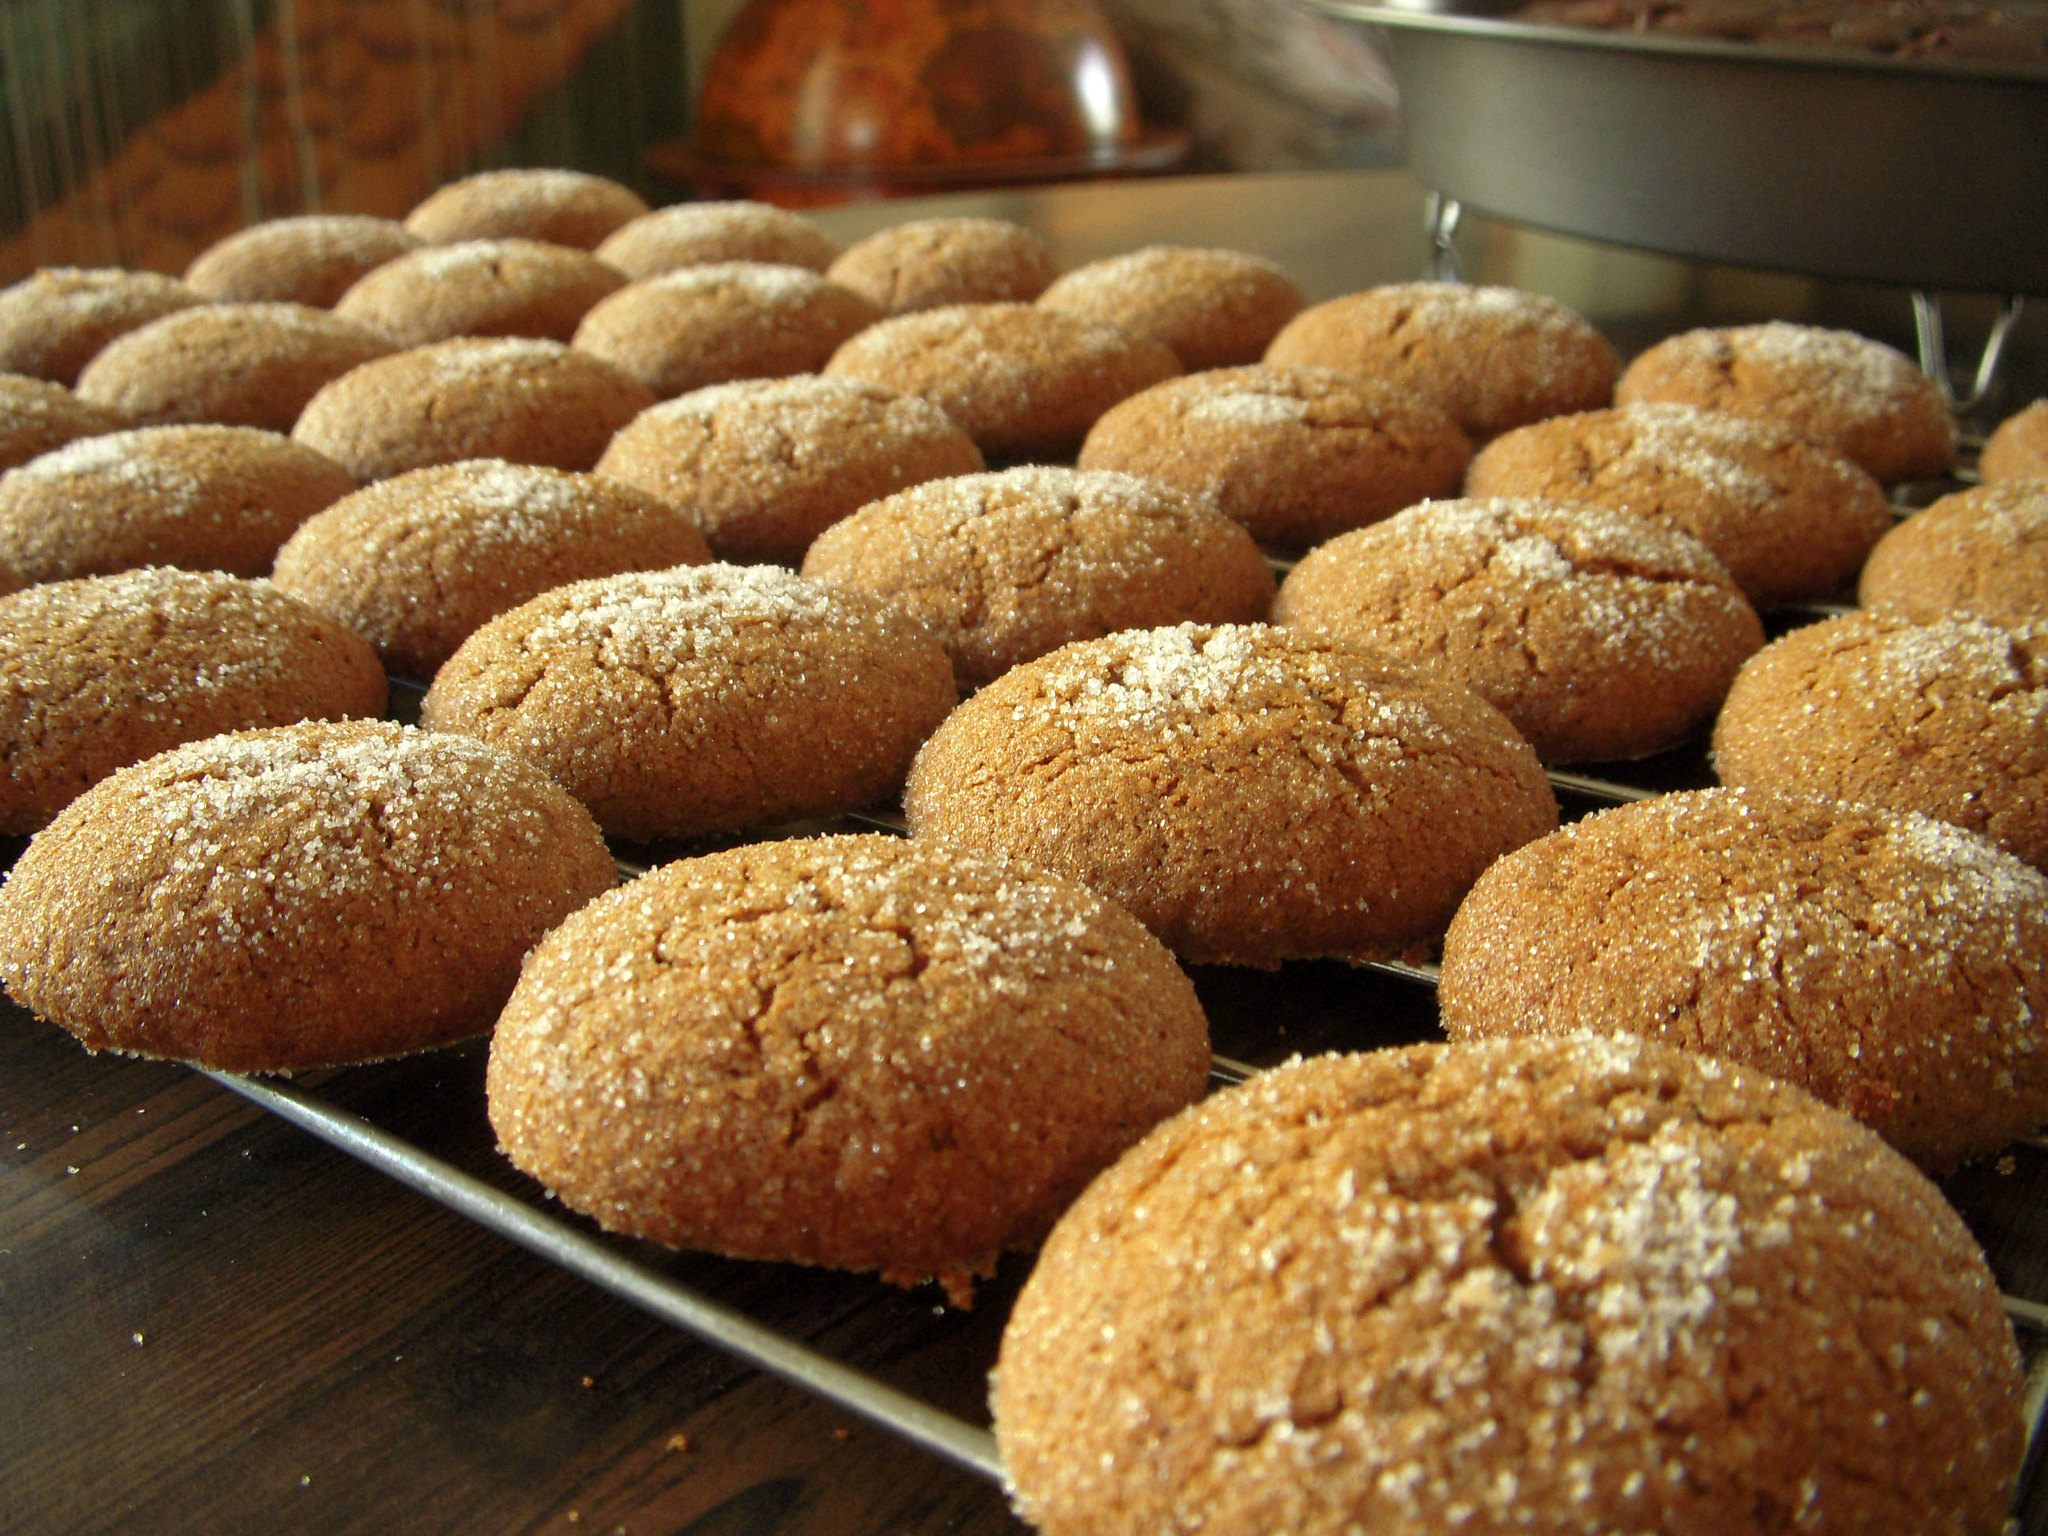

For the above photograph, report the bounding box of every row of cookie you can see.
[0,656,2036,1533]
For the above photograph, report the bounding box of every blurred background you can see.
[0,0,1400,280]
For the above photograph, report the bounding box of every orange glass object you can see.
[694,0,1147,172]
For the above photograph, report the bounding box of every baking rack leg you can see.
[1912,291,2026,419]
[1425,191,1462,282]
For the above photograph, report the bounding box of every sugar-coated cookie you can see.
[488,833,1211,1304]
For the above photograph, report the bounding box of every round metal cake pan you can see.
[1305,0,2048,296]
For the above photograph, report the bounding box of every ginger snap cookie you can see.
[183,214,422,306]
[1982,400,2048,482]
[1274,497,1764,763]
[905,622,1557,965]
[593,374,984,565]
[804,467,1275,689]
[994,1036,2025,1535]
[1078,365,1471,548]
[1037,246,1304,370]
[826,302,1181,462]
[1713,609,2048,868]
[74,302,394,432]
[404,167,648,250]
[1263,282,1618,441]
[421,563,956,841]
[1616,321,1956,483]
[1858,479,2048,627]
[1440,787,2048,1170]
[272,460,713,678]
[571,263,882,399]
[0,425,356,582]
[594,200,838,280]
[825,217,1057,315]
[487,833,1211,1303]
[333,238,626,346]
[1466,403,1895,607]
[0,719,617,1072]
[292,337,655,481]
[0,267,203,386]
[0,374,127,473]
[0,567,387,833]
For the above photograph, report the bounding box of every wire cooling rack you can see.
[200,756,2048,1530]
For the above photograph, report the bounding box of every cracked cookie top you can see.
[0,566,387,834]
[802,466,1275,689]
[292,337,655,482]
[1037,245,1303,371]
[595,374,983,564]
[572,262,883,400]
[184,215,421,308]
[1468,403,1893,607]
[824,302,1181,463]
[596,200,839,280]
[0,266,203,386]
[421,563,956,841]
[0,719,616,1071]
[333,238,626,348]
[826,217,1057,316]
[1616,322,1956,484]
[1078,364,1471,549]
[485,831,1210,1303]
[1858,478,2048,628]
[904,622,1557,965]
[1274,496,1764,763]
[0,423,357,582]
[994,1035,2025,1536]
[1712,608,2048,868]
[1263,282,1618,441]
[1440,785,2048,1169]
[272,459,713,678]
[403,168,648,251]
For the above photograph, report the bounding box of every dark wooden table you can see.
[4,169,2046,1536]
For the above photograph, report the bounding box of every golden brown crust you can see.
[1274,497,1764,763]
[74,302,394,432]
[0,374,128,473]
[333,238,626,346]
[995,1036,2025,1535]
[571,263,882,399]
[0,567,387,833]
[826,218,1057,315]
[1615,322,1956,484]
[487,833,1211,1299]
[1037,246,1304,371]
[593,375,984,564]
[1712,609,2048,868]
[1981,399,2048,482]
[1440,787,2048,1170]
[404,168,648,250]
[905,622,1557,965]
[825,302,1181,462]
[0,424,356,582]
[271,460,713,678]
[420,564,957,840]
[1466,403,1895,607]
[183,215,422,307]
[291,337,656,481]
[804,466,1276,689]
[594,201,838,280]
[1858,479,2048,627]
[0,719,617,1072]
[1263,283,1618,441]
[1080,365,1471,549]
[0,268,204,386]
